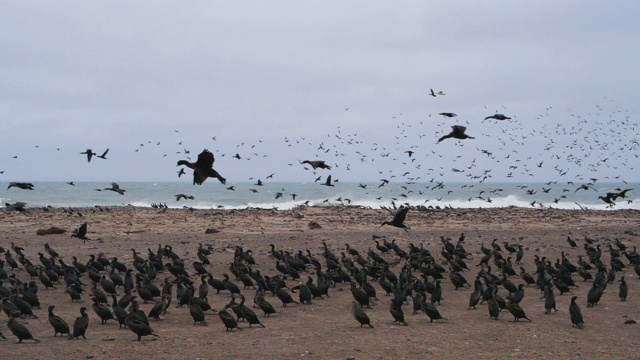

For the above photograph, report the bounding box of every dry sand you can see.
[1,206,639,359]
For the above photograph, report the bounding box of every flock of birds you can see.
[0,93,638,349]
[2,96,638,211]
[0,221,638,343]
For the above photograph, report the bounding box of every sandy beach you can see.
[1,206,639,359]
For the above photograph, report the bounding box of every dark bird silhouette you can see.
[301,160,331,170]
[569,296,584,329]
[175,194,194,201]
[68,307,89,339]
[96,148,109,160]
[125,315,159,341]
[48,305,70,337]
[5,201,29,213]
[381,207,410,231]
[422,301,448,323]
[439,112,457,117]
[505,295,531,322]
[322,175,334,187]
[71,222,90,243]
[351,303,373,328]
[67,181,75,186]
[104,182,125,195]
[574,184,594,193]
[484,113,511,121]
[7,311,40,343]
[614,188,633,198]
[7,182,34,190]
[80,149,96,162]
[390,303,408,326]
[217,309,240,331]
[177,168,186,178]
[619,276,628,301]
[437,125,475,143]
[598,193,617,206]
[177,149,226,185]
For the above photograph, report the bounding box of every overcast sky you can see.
[1,2,638,184]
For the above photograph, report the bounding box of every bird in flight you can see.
[381,207,410,231]
[301,160,331,170]
[104,182,126,195]
[96,148,109,160]
[71,222,90,243]
[439,112,457,118]
[322,175,335,187]
[177,149,227,185]
[598,193,616,206]
[7,182,35,190]
[80,149,97,162]
[175,194,195,201]
[437,125,475,143]
[483,114,511,121]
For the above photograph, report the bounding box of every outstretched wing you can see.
[193,170,207,185]
[100,148,109,157]
[78,222,88,237]
[394,207,409,225]
[197,149,215,169]
[452,125,467,136]
[325,175,332,185]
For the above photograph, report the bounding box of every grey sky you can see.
[1,2,638,183]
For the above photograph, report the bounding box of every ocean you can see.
[2,181,638,211]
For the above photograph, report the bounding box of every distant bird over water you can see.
[437,125,475,143]
[175,194,194,201]
[177,149,227,185]
[7,182,34,190]
[322,175,334,187]
[104,182,126,195]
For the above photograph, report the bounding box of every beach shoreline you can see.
[1,206,638,359]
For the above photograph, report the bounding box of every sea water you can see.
[2,181,638,211]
